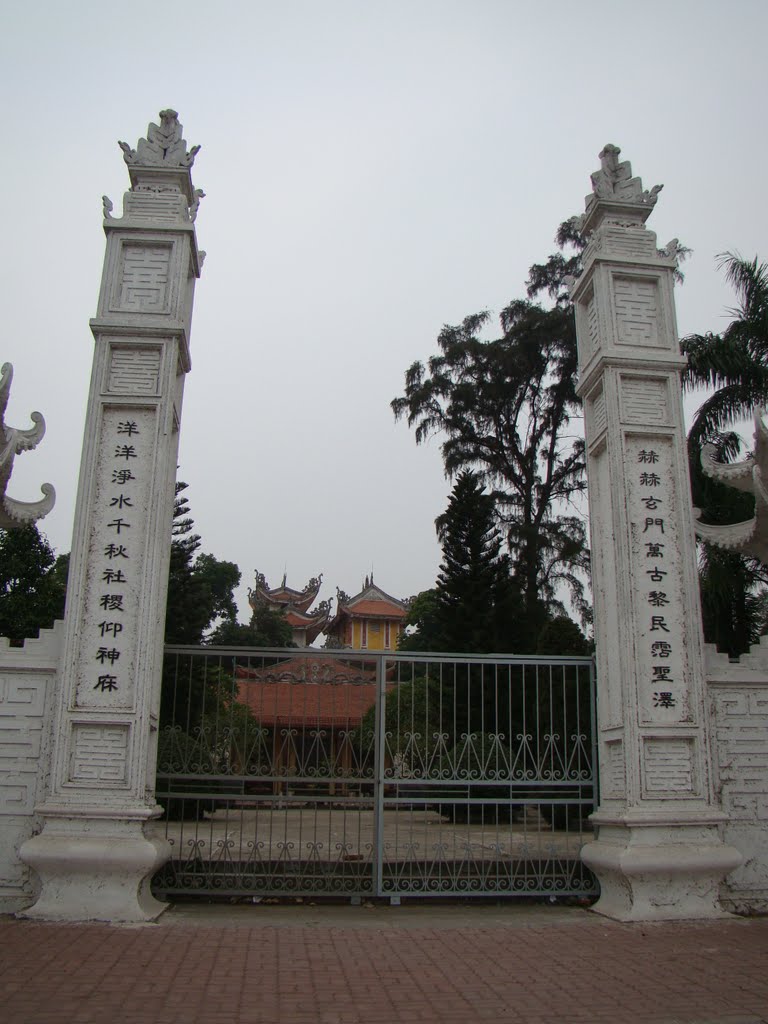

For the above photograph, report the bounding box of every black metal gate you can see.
[152,647,598,899]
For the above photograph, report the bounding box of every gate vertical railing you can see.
[152,646,598,899]
[373,653,386,897]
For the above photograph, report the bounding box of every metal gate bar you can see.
[152,646,598,899]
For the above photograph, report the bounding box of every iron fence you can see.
[152,646,598,899]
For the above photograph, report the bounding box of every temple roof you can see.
[237,679,376,728]
[284,607,331,645]
[248,572,323,616]
[235,659,376,727]
[326,577,409,634]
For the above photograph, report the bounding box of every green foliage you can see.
[357,674,443,769]
[683,253,768,450]
[398,588,441,652]
[209,602,294,648]
[156,691,262,821]
[682,254,768,656]
[687,436,768,656]
[432,470,526,651]
[0,525,68,644]
[401,473,576,655]
[536,615,592,656]
[392,231,589,629]
[698,546,768,657]
[164,482,241,645]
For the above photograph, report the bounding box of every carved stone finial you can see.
[102,196,113,219]
[118,109,200,169]
[658,238,687,266]
[588,143,663,208]
[0,363,55,529]
[189,188,205,222]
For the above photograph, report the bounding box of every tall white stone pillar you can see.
[571,146,740,920]
[20,110,205,921]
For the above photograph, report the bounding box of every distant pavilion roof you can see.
[235,658,376,728]
[248,572,323,616]
[326,577,409,635]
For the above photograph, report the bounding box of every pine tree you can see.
[432,471,522,653]
[164,482,240,644]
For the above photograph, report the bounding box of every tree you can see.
[0,525,68,644]
[536,614,592,657]
[432,470,524,652]
[685,433,768,657]
[164,482,240,645]
[399,474,529,653]
[683,253,768,450]
[682,254,768,656]
[209,603,293,647]
[398,588,441,652]
[392,289,588,637]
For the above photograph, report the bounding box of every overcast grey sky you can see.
[1,1,766,622]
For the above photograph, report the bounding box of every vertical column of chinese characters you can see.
[94,419,139,696]
[638,448,677,712]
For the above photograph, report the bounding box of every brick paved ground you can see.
[2,904,767,1024]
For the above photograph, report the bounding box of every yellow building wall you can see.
[352,619,401,650]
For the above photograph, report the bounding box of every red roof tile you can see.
[236,678,376,728]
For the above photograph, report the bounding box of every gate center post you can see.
[570,145,741,920]
[20,110,205,922]
[372,652,387,897]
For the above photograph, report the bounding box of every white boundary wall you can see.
[2,628,768,915]
[0,622,63,911]
[707,641,768,913]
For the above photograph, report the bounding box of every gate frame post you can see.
[20,110,205,922]
[372,652,386,897]
[570,145,740,920]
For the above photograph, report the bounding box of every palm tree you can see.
[682,253,768,655]
[683,253,768,448]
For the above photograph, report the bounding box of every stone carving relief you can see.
[585,388,606,439]
[107,347,162,395]
[189,189,205,222]
[0,363,55,528]
[565,146,666,300]
[118,109,200,169]
[614,278,661,346]
[620,377,669,425]
[642,737,696,796]
[69,723,129,784]
[659,238,683,262]
[116,244,171,312]
[588,143,663,208]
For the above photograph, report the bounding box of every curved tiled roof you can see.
[235,659,376,728]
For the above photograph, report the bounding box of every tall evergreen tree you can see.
[392,225,590,636]
[431,470,522,652]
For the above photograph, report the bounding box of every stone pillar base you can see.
[582,822,742,922]
[19,812,171,923]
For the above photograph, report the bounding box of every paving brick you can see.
[1,909,767,1023]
